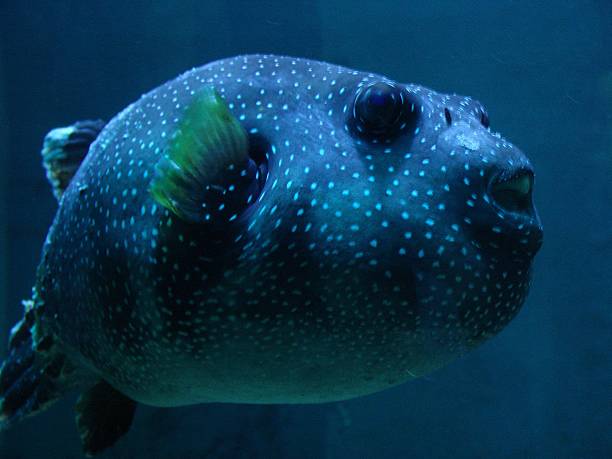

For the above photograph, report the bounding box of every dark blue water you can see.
[0,1,610,458]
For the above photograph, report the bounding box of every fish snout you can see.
[437,121,543,251]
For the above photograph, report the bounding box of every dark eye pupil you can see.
[353,82,406,136]
[369,91,393,107]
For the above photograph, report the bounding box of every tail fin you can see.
[0,297,79,428]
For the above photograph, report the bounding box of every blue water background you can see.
[0,1,610,458]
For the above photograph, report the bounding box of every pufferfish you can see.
[0,54,542,455]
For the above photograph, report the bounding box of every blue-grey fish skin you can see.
[37,55,543,406]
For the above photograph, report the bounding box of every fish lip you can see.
[486,168,544,252]
[486,166,541,227]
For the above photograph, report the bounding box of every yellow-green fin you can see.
[150,87,253,223]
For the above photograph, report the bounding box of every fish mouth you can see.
[489,169,535,217]
[485,168,543,253]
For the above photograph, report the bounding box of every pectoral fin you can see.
[150,87,263,224]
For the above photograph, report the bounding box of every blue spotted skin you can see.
[36,55,543,406]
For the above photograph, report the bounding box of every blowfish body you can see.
[0,55,542,454]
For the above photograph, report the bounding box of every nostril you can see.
[480,110,490,128]
[490,172,533,214]
[444,108,452,126]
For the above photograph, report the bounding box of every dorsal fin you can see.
[41,119,106,200]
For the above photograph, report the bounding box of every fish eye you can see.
[351,81,415,140]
